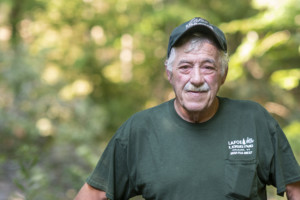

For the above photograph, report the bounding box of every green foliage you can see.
[13,145,44,200]
[0,0,299,199]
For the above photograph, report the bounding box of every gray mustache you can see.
[184,82,210,92]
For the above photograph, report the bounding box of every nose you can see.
[190,67,204,86]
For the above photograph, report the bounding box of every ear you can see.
[165,65,173,83]
[221,67,228,85]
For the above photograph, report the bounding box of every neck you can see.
[174,97,219,123]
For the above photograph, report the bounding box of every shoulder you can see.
[114,100,172,139]
[133,100,170,117]
[220,97,268,114]
[221,97,262,109]
[220,97,278,131]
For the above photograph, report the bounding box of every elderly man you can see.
[74,17,300,200]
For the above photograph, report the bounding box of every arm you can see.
[74,183,108,200]
[286,181,300,200]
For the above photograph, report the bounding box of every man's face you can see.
[167,41,227,120]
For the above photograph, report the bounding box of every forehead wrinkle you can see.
[204,58,216,65]
[177,59,192,65]
[177,57,217,66]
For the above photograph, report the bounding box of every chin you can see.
[183,102,207,113]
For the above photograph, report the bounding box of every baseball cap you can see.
[167,17,227,57]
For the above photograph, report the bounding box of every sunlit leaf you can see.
[270,69,300,90]
[284,121,300,138]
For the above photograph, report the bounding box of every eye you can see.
[178,65,192,73]
[201,65,216,74]
[204,66,214,70]
[180,65,189,69]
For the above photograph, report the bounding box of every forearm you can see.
[74,183,107,200]
[286,181,300,200]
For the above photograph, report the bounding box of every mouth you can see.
[186,90,208,93]
[185,90,208,98]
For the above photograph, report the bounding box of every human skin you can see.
[73,38,300,200]
[166,41,227,123]
[286,181,300,200]
[74,183,107,200]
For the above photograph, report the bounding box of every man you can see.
[75,17,300,200]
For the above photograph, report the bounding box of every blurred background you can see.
[0,0,299,199]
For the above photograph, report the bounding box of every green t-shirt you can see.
[86,97,300,200]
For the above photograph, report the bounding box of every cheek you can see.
[173,74,188,87]
[205,75,221,88]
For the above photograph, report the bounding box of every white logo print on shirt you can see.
[228,137,254,156]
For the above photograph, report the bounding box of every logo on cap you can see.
[185,18,211,30]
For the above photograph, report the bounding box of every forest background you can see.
[0,0,300,199]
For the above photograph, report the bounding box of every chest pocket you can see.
[225,159,258,200]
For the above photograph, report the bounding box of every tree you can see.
[0,0,299,199]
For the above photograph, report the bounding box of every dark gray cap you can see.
[167,17,227,57]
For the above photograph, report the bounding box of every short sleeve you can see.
[86,129,137,200]
[269,123,300,195]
